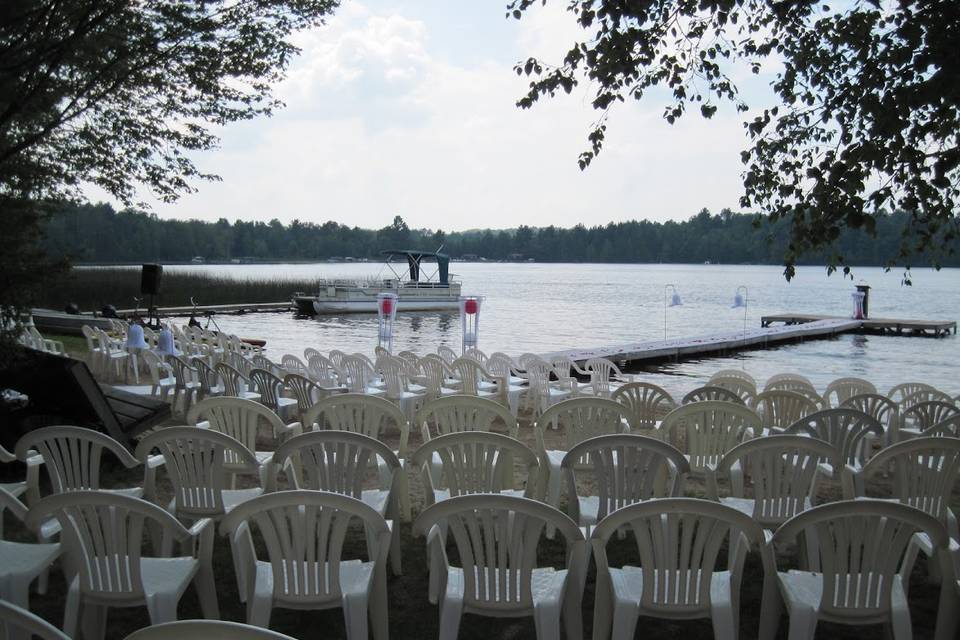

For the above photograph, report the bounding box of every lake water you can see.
[156,262,959,397]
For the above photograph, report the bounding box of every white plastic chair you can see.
[901,400,960,438]
[270,430,403,576]
[0,599,70,640]
[591,497,770,640]
[709,376,758,405]
[417,356,460,402]
[763,379,824,408]
[843,437,960,589]
[412,431,542,509]
[561,434,689,533]
[752,390,820,430]
[341,355,385,396]
[16,425,149,542]
[194,359,224,401]
[215,361,261,401]
[923,415,960,438]
[682,385,746,404]
[659,401,761,475]
[706,435,834,529]
[824,377,877,407]
[765,372,814,388]
[377,354,426,422]
[168,355,202,418]
[710,368,757,386]
[302,394,412,521]
[124,619,298,640]
[535,397,631,525]
[413,494,587,640]
[219,490,391,640]
[760,499,956,640]
[610,382,677,436]
[584,357,633,397]
[187,396,302,484]
[28,491,218,640]
[888,381,941,406]
[522,358,575,418]
[436,345,458,365]
[248,368,299,421]
[307,353,343,388]
[841,392,901,448]
[449,357,507,407]
[284,372,333,423]
[141,350,177,402]
[784,408,882,480]
[0,489,61,615]
[0,443,32,503]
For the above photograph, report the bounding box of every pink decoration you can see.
[381,298,393,314]
[464,299,478,314]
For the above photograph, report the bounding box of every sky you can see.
[94,1,779,232]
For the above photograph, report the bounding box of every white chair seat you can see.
[0,481,26,498]
[240,391,261,402]
[138,556,200,600]
[610,565,734,616]
[776,568,907,624]
[253,557,375,608]
[0,540,61,582]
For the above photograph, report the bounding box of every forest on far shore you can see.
[41,202,960,268]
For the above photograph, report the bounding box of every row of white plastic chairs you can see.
[1,410,959,639]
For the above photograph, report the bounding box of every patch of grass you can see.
[45,333,88,356]
[35,268,319,312]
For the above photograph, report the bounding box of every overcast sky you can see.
[99,1,779,231]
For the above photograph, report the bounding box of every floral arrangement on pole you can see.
[377,293,398,353]
[459,296,482,355]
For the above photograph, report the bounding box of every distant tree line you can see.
[42,202,960,268]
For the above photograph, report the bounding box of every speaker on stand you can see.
[140,264,163,329]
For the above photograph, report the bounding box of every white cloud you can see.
[131,1,750,230]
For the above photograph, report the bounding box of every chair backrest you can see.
[785,408,883,469]
[591,498,766,613]
[899,388,955,413]
[16,425,139,495]
[412,431,541,503]
[449,357,495,395]
[229,351,253,377]
[709,435,834,526]
[770,500,949,619]
[535,397,630,454]
[27,491,193,602]
[328,349,347,370]
[762,380,824,408]
[887,381,940,405]
[765,372,814,388]
[215,361,248,397]
[376,354,410,399]
[463,347,488,364]
[709,368,756,386]
[485,352,516,380]
[707,376,757,404]
[194,359,220,394]
[168,355,197,389]
[272,431,400,496]
[187,396,287,457]
[248,368,286,412]
[280,354,308,376]
[284,373,326,413]
[413,494,584,613]
[903,400,960,431]
[840,393,900,440]
[824,377,877,407]
[219,490,390,606]
[751,390,820,428]
[853,437,960,528]
[561,434,689,524]
[922,415,960,438]
[306,353,340,386]
[611,382,677,432]
[415,395,518,441]
[340,355,375,393]
[437,345,458,365]
[659,401,761,471]
[136,427,259,518]
[301,393,409,458]
[681,385,745,405]
[304,347,321,362]
[124,620,297,640]
[418,356,451,400]
[522,359,562,413]
[0,599,70,640]
[584,358,626,396]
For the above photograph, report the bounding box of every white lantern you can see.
[377,292,398,353]
[459,296,482,354]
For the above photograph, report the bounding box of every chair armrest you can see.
[426,524,450,605]
[186,517,215,559]
[840,464,861,499]
[704,464,720,500]
[281,421,303,437]
[144,455,166,503]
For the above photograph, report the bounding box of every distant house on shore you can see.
[191,256,205,264]
[507,253,524,261]
[462,253,479,261]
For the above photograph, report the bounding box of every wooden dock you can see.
[761,314,956,337]
[115,301,295,317]
[544,318,863,367]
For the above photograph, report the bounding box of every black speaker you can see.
[140,263,163,295]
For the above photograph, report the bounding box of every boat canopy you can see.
[380,250,450,284]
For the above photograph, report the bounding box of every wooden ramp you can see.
[544,318,862,366]
[762,314,956,337]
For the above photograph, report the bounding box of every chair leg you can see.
[758,574,782,640]
[533,602,562,640]
[63,582,81,639]
[786,605,818,640]
[712,599,738,640]
[145,593,180,625]
[247,589,273,628]
[195,563,220,620]
[80,603,108,640]
[342,592,369,640]
[437,596,464,640]
[610,602,640,640]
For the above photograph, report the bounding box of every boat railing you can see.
[314,278,460,289]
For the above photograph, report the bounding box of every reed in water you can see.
[38,267,318,311]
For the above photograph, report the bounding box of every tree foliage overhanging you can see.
[0,0,338,358]
[508,0,960,277]
[44,203,960,269]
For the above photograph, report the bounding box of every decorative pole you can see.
[663,284,682,341]
[732,286,748,344]
[377,292,398,353]
[459,296,482,354]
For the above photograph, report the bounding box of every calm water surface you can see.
[154,263,958,396]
